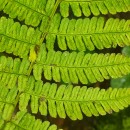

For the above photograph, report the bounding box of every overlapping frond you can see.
[60,0,130,17]
[0,56,30,88]
[0,111,59,130]
[0,17,42,58]
[0,83,60,130]
[46,14,130,51]
[0,0,56,26]
[18,77,130,120]
[33,46,130,84]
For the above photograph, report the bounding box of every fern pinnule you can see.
[60,0,130,17]
[0,56,30,88]
[0,86,17,121]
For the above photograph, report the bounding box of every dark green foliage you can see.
[96,106,130,130]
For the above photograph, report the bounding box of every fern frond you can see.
[0,0,56,26]
[1,111,60,130]
[18,78,130,120]
[0,17,42,58]
[46,14,130,51]
[0,86,18,121]
[0,56,30,88]
[60,0,130,17]
[0,84,60,129]
[33,46,130,84]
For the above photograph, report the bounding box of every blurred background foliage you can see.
[111,46,130,89]
[96,46,130,130]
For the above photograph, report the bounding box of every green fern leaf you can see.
[0,84,60,129]
[60,0,130,17]
[0,17,42,58]
[33,45,130,84]
[46,14,130,51]
[0,56,30,88]
[18,77,130,120]
[0,0,56,26]
[0,86,18,121]
[1,111,60,130]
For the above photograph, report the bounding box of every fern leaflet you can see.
[46,14,130,51]
[0,17,42,58]
[0,56,30,88]
[0,111,60,130]
[18,77,130,120]
[60,0,130,17]
[33,46,130,84]
[0,0,56,26]
[0,84,60,130]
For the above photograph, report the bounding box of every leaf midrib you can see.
[14,0,47,16]
[48,30,130,36]
[24,90,130,103]
[0,33,36,46]
[36,61,130,69]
